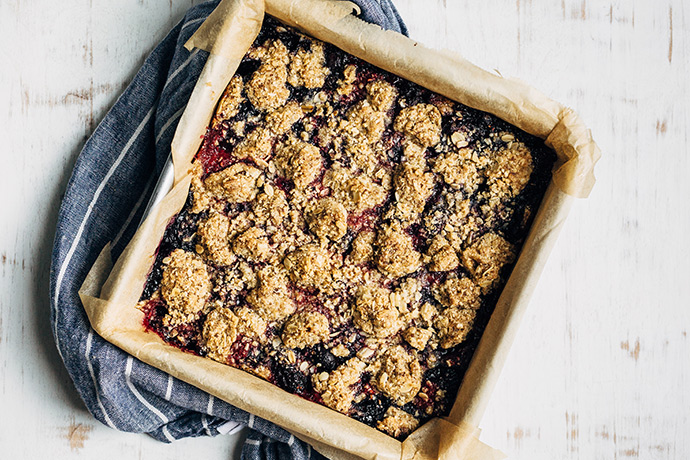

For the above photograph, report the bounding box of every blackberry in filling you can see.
[138,16,555,440]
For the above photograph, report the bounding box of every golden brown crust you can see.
[426,235,459,272]
[189,162,211,214]
[434,277,481,309]
[213,75,244,127]
[312,358,366,413]
[374,346,422,405]
[419,302,438,327]
[486,142,533,199]
[282,311,330,349]
[345,101,387,144]
[376,407,420,438]
[252,188,289,227]
[233,227,271,262]
[283,244,333,291]
[202,307,240,362]
[394,104,442,147]
[352,285,403,338]
[434,307,477,349]
[233,102,303,165]
[375,224,421,278]
[307,197,348,241]
[235,307,268,338]
[274,137,323,190]
[462,233,516,292]
[266,101,304,134]
[433,148,480,193]
[197,212,235,266]
[392,160,435,223]
[324,165,387,213]
[204,163,263,203]
[246,39,290,111]
[288,42,329,89]
[366,80,396,113]
[246,265,295,322]
[203,307,267,363]
[336,64,357,96]
[348,230,375,265]
[403,327,433,350]
[160,249,211,325]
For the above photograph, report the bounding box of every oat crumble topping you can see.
[353,285,404,339]
[374,345,423,405]
[160,249,212,326]
[377,406,420,438]
[282,311,330,349]
[139,16,555,441]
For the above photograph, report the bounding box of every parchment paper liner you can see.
[79,0,599,458]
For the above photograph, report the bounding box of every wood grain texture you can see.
[0,0,688,458]
[392,1,690,458]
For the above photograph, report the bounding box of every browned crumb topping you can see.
[337,64,357,96]
[324,166,387,212]
[419,302,438,326]
[352,285,403,338]
[213,76,244,126]
[366,80,396,112]
[394,104,442,147]
[376,407,420,438]
[344,101,387,145]
[233,227,270,262]
[203,307,267,363]
[160,249,211,324]
[246,39,290,111]
[288,42,329,89]
[266,101,304,134]
[434,307,477,349]
[376,224,421,278]
[393,160,435,222]
[426,235,460,272]
[204,163,262,203]
[403,327,433,350]
[202,307,239,362]
[235,307,267,338]
[486,142,533,199]
[252,188,289,227]
[197,212,235,266]
[307,197,348,241]
[190,162,211,214]
[313,358,366,413]
[462,233,516,292]
[282,311,330,349]
[246,265,295,322]
[274,137,322,190]
[434,277,480,309]
[232,127,273,164]
[433,148,481,193]
[233,102,303,165]
[348,230,375,265]
[374,345,422,405]
[283,244,333,290]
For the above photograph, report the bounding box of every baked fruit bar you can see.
[138,16,555,439]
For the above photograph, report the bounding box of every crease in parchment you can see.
[80,0,599,459]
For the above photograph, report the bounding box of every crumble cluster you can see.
[140,16,554,440]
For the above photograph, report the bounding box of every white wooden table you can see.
[1,0,688,458]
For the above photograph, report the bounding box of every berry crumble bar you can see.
[138,16,555,440]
